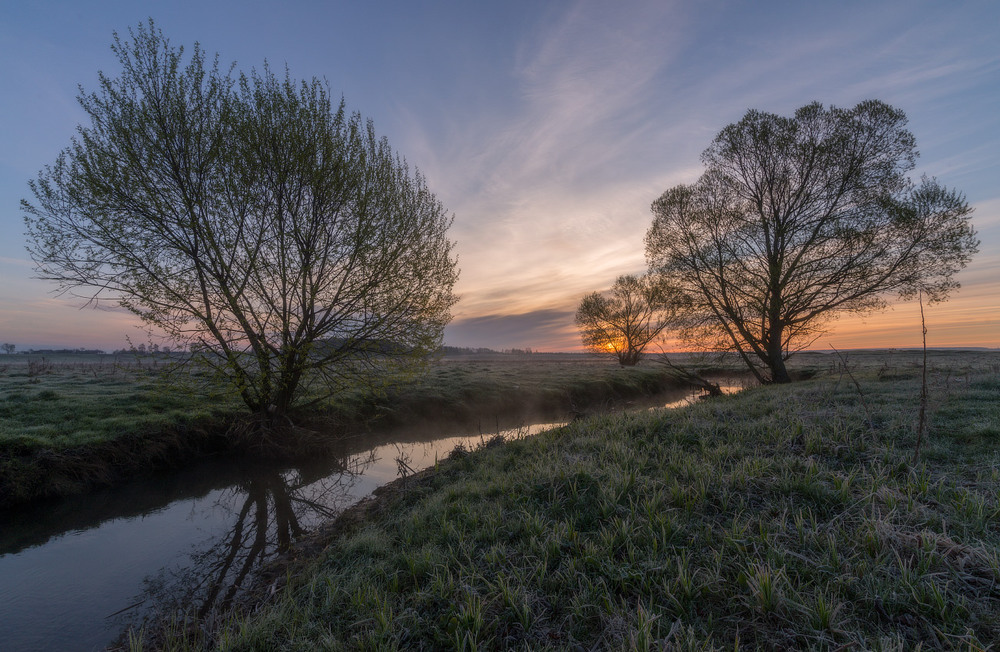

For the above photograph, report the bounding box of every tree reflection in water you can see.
[117,450,376,631]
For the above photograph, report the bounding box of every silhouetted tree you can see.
[646,101,977,383]
[1,343,14,355]
[575,274,676,366]
[23,21,458,428]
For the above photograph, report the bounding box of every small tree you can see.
[1,343,14,355]
[646,101,978,383]
[23,21,458,428]
[575,274,676,366]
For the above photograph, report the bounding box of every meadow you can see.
[144,349,1000,650]
[0,353,240,451]
[0,351,696,507]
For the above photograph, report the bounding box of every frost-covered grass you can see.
[154,351,1000,650]
[0,353,693,454]
[0,352,693,506]
[0,354,240,452]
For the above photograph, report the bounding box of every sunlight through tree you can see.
[23,21,459,429]
[646,101,978,383]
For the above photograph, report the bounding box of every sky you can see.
[1,0,997,352]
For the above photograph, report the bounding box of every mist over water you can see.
[0,385,722,651]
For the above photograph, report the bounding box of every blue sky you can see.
[1,1,997,351]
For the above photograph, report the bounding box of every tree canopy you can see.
[575,274,676,366]
[23,21,459,426]
[646,100,977,383]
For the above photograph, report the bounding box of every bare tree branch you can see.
[22,21,459,430]
[646,101,978,383]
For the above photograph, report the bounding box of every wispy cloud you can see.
[446,308,578,351]
[2,1,996,350]
[410,2,699,324]
[403,1,1000,350]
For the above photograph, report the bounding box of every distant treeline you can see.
[11,344,543,357]
[15,348,108,355]
[440,346,537,356]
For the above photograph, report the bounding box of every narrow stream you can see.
[0,385,728,651]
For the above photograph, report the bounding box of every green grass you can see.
[0,354,249,505]
[0,352,698,506]
[150,350,1000,650]
[0,354,242,453]
[0,353,697,454]
[365,355,711,425]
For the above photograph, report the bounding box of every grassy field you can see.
[0,353,245,506]
[369,353,729,426]
[0,352,698,506]
[0,354,241,452]
[146,349,1000,650]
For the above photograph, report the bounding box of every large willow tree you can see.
[23,21,458,427]
[646,101,977,383]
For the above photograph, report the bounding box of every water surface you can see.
[0,385,725,651]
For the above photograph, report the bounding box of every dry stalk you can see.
[913,292,928,465]
[656,353,722,396]
[829,344,875,434]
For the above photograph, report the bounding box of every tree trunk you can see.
[769,354,792,383]
[766,327,792,383]
[618,348,641,366]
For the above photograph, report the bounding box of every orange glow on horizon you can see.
[6,270,996,354]
[559,292,998,354]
